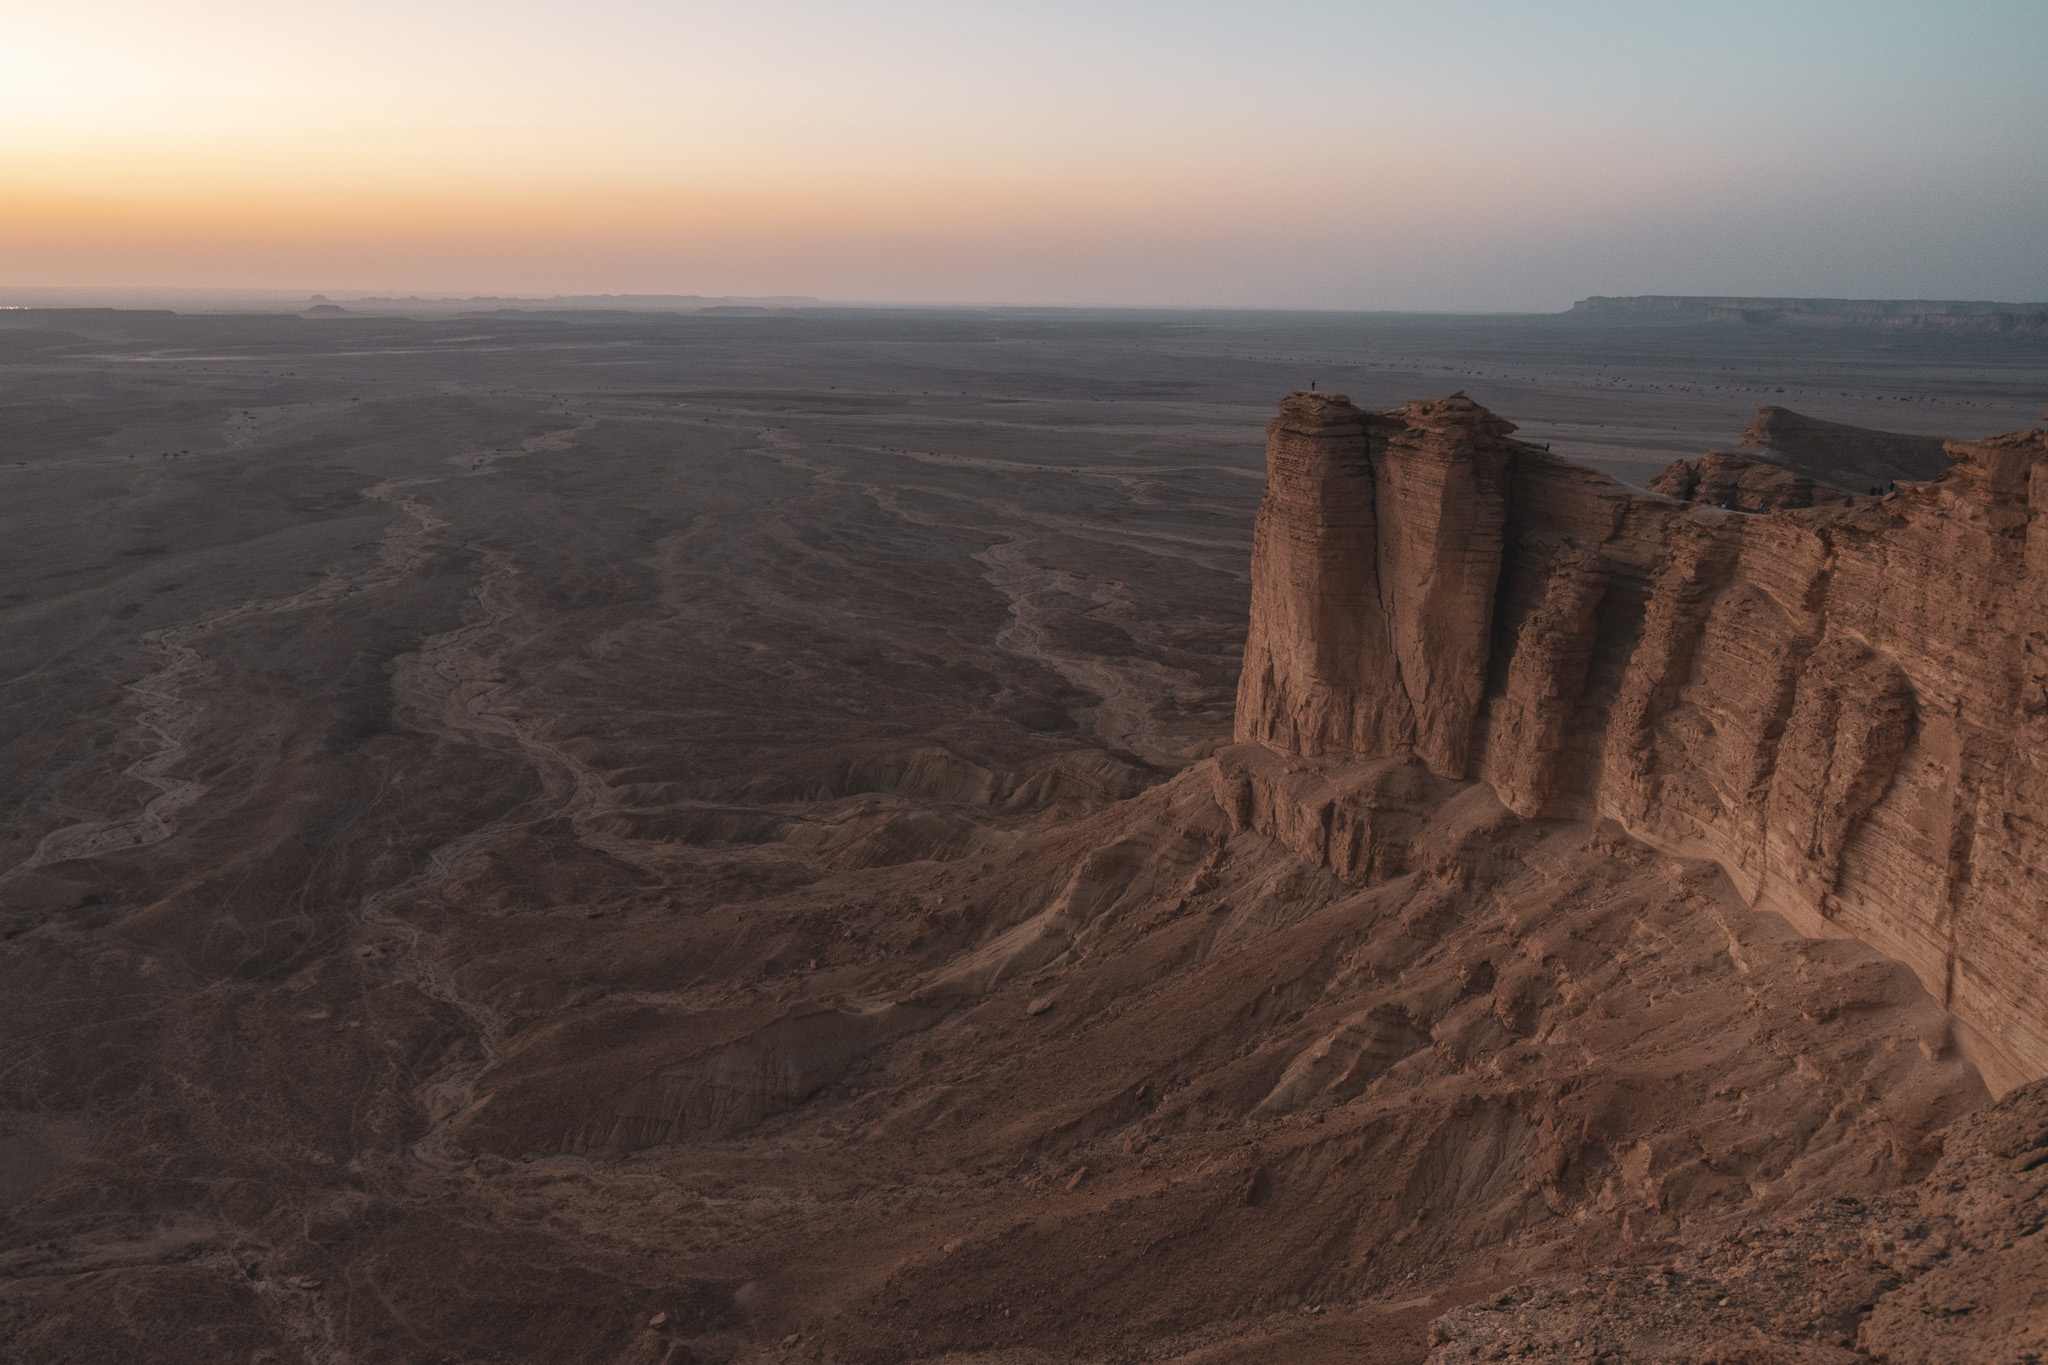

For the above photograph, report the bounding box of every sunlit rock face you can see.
[1237,389,2048,1093]
[1234,391,1508,779]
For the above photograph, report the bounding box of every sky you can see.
[3,0,2045,310]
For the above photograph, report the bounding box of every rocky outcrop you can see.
[1738,405,1953,488]
[1235,393,1414,762]
[1237,391,2048,1092]
[1234,392,1508,780]
[1646,407,1953,507]
[1647,448,1861,510]
[1480,544,1607,817]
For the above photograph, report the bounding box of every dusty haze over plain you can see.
[6,0,2047,309]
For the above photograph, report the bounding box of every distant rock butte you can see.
[1572,294,2039,329]
[1234,390,2048,1093]
[1572,295,2048,316]
[1736,404,1954,488]
[1569,294,2048,333]
[1643,407,1954,510]
[1708,305,2048,333]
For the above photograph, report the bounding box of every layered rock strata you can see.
[1234,392,1508,779]
[1235,391,2048,1093]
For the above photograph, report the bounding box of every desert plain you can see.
[2,305,2045,1364]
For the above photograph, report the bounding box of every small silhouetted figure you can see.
[1309,380,1317,390]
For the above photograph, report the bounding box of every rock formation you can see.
[1234,390,2048,1095]
[1737,404,1953,489]
[1604,409,1946,512]
[1233,392,1509,778]
[1646,447,1859,510]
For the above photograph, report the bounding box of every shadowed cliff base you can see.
[2,312,2045,1363]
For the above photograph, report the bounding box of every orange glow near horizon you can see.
[4,1,2044,308]
[3,95,1743,299]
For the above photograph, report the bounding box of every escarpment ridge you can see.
[1569,294,2048,332]
[1236,390,2048,1093]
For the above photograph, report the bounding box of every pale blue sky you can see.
[5,0,2044,306]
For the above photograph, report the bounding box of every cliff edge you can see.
[1236,390,2048,1094]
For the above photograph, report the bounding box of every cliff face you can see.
[1234,392,1508,779]
[1236,391,2048,1092]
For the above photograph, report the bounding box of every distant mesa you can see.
[304,303,350,316]
[1568,294,2048,333]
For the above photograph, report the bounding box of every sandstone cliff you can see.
[1236,391,2048,1093]
[1234,392,1508,779]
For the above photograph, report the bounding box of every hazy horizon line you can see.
[8,286,2048,319]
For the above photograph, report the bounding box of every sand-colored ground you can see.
[1,308,2040,1363]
